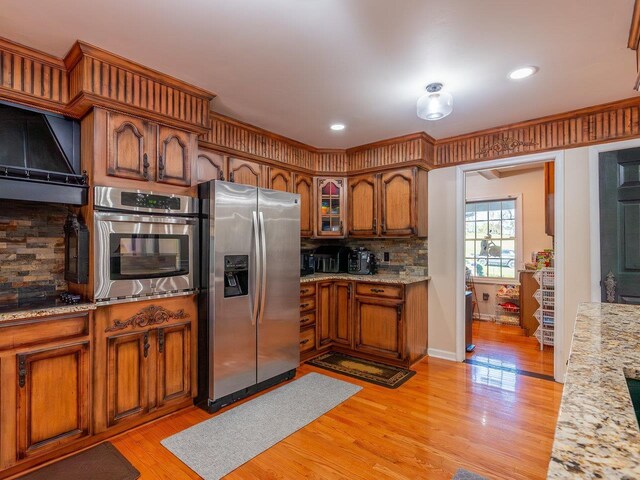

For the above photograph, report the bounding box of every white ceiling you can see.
[0,0,637,148]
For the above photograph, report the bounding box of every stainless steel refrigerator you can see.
[198,181,300,412]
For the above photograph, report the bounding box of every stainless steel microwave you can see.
[93,186,198,304]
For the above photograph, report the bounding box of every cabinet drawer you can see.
[300,296,316,313]
[300,311,316,328]
[299,283,316,297]
[0,313,90,351]
[356,283,403,299]
[299,327,316,353]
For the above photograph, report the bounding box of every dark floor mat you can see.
[307,352,416,388]
[17,442,140,480]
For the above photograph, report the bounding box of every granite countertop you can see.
[0,297,97,323]
[300,273,430,285]
[548,303,640,479]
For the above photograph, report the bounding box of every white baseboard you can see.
[427,348,458,362]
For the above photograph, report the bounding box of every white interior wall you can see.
[465,167,553,320]
[427,146,594,381]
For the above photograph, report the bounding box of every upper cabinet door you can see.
[316,178,346,238]
[380,168,416,237]
[157,126,193,186]
[348,174,378,237]
[269,167,292,192]
[107,112,155,182]
[228,157,264,187]
[196,149,227,184]
[294,174,313,237]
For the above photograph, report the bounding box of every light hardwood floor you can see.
[110,357,562,480]
[466,320,555,377]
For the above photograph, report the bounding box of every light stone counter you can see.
[0,302,96,322]
[300,273,430,285]
[548,302,640,479]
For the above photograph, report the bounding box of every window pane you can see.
[465,221,475,239]
[489,220,502,237]
[476,221,488,237]
[502,220,515,237]
[488,265,501,277]
[475,203,488,221]
[465,240,475,257]
[489,206,501,220]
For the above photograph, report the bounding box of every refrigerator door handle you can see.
[252,210,261,326]
[258,211,267,324]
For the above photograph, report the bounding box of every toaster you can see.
[348,248,377,275]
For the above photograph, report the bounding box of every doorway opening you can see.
[462,161,556,378]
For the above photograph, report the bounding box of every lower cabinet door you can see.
[331,282,353,347]
[157,323,192,407]
[354,297,404,360]
[316,282,332,349]
[107,331,150,427]
[16,342,90,459]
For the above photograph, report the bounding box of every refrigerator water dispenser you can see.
[223,255,248,297]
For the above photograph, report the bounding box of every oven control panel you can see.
[121,192,181,210]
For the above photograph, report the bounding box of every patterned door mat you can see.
[307,352,415,388]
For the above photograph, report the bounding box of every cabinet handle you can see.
[300,317,309,324]
[411,226,416,235]
[143,332,150,358]
[18,354,26,388]
[300,303,310,309]
[381,220,385,231]
[142,153,150,179]
[300,288,310,295]
[158,154,165,180]
[229,172,235,183]
[340,221,343,233]
[373,218,377,231]
[218,171,225,181]
[300,339,310,345]
[397,305,403,322]
[371,288,385,293]
[348,284,352,298]
[158,328,165,353]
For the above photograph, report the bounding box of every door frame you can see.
[588,137,640,302]
[455,151,566,382]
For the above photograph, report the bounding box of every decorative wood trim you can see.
[629,0,640,49]
[435,97,640,166]
[64,41,214,132]
[201,113,435,173]
[105,305,189,332]
[0,37,214,133]
[0,37,69,113]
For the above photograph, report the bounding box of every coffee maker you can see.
[348,248,377,275]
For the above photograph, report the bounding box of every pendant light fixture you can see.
[416,83,453,121]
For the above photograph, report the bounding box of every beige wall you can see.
[465,167,553,319]
[427,147,596,380]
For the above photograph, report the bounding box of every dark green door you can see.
[599,148,640,304]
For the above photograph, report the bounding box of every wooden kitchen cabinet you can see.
[94,109,198,192]
[300,282,319,361]
[157,125,194,186]
[354,297,404,360]
[106,330,150,427]
[269,167,292,192]
[294,174,314,237]
[380,168,420,237]
[316,281,333,350]
[196,148,226,183]
[94,295,197,434]
[228,157,264,187]
[331,281,353,347]
[315,177,347,238]
[16,342,90,460]
[106,111,155,181]
[348,174,378,237]
[157,322,192,407]
[0,311,92,474]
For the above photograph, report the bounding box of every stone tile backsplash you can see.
[302,237,428,275]
[0,200,69,303]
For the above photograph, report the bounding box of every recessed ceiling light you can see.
[509,66,538,80]
[330,123,345,131]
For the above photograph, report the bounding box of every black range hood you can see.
[0,101,87,205]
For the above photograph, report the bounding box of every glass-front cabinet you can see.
[315,177,346,238]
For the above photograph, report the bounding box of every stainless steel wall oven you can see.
[94,186,198,304]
